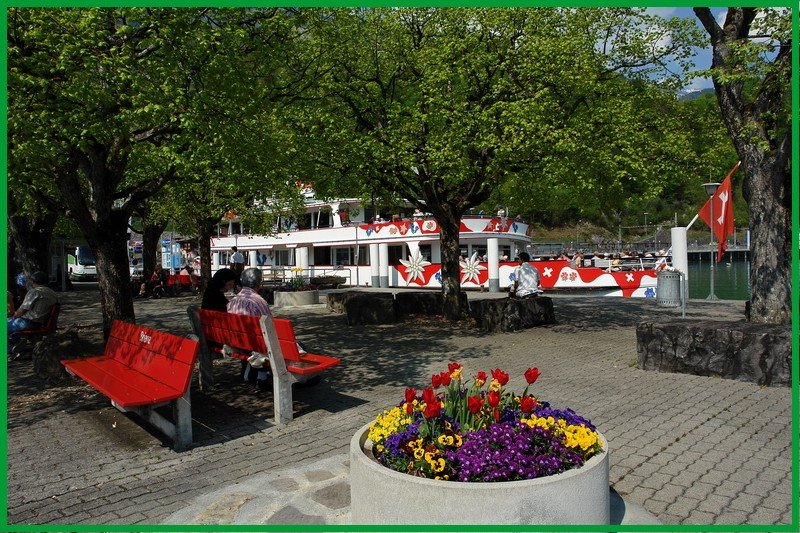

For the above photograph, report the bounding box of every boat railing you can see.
[255,266,352,288]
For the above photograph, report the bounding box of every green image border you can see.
[1,2,797,532]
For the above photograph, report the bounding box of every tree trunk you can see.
[85,213,136,338]
[196,217,217,291]
[741,158,791,324]
[141,219,168,282]
[429,204,466,321]
[7,206,57,282]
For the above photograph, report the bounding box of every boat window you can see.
[273,250,292,266]
[314,247,332,266]
[419,244,432,261]
[318,210,331,228]
[388,245,405,265]
[335,247,353,265]
[357,245,368,265]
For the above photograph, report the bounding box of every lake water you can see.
[688,258,749,301]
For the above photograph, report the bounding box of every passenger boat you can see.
[209,192,660,297]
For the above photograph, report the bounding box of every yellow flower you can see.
[489,379,501,392]
[437,434,454,446]
[431,458,446,472]
[414,448,425,459]
[454,435,463,447]
[450,368,462,381]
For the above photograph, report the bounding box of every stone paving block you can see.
[697,494,732,513]
[664,497,700,520]
[611,474,644,495]
[670,469,704,488]
[266,505,325,525]
[715,509,751,524]
[745,507,785,524]
[715,479,749,498]
[651,483,690,504]
[656,460,687,476]
[640,473,672,491]
[644,499,670,515]
[683,481,716,501]
[728,493,763,514]
[310,481,350,510]
[686,509,717,524]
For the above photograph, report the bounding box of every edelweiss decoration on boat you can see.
[460,252,487,284]
[399,250,432,284]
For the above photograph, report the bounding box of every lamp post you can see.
[643,212,649,243]
[701,182,720,300]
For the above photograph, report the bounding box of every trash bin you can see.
[656,270,681,307]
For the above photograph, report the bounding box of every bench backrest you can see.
[272,318,302,361]
[105,320,199,394]
[195,309,269,354]
[192,307,317,371]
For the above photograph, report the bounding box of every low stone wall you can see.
[343,293,397,325]
[636,320,791,387]
[469,297,556,332]
[327,291,368,314]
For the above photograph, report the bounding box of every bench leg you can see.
[172,389,193,451]
[197,344,215,391]
[115,388,193,451]
[271,373,294,425]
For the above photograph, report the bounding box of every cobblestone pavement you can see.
[6,285,794,526]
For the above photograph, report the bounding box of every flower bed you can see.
[368,365,602,481]
[350,364,610,524]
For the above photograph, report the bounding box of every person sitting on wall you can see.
[509,253,541,298]
[7,271,58,353]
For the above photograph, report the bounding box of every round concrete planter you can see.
[273,289,319,307]
[350,421,610,525]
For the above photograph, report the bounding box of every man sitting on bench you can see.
[509,252,542,298]
[228,267,274,390]
[7,271,58,353]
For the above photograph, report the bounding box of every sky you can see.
[646,7,726,92]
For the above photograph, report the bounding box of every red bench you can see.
[166,274,198,295]
[10,303,61,356]
[187,306,340,425]
[61,321,199,451]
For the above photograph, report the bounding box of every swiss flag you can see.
[698,162,740,262]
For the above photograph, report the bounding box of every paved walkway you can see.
[6,286,794,526]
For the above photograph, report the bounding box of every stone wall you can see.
[636,320,791,387]
[469,297,556,332]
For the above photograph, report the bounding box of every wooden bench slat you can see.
[63,356,184,407]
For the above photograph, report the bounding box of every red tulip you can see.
[431,374,442,388]
[439,371,452,386]
[524,367,540,384]
[448,362,462,373]
[405,388,417,404]
[487,390,500,408]
[424,401,441,419]
[467,396,483,414]
[520,395,537,413]
[422,387,437,406]
[491,368,509,386]
[475,371,487,385]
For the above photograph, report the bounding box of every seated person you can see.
[7,271,58,353]
[510,253,541,298]
[201,268,238,312]
[139,264,169,297]
[228,268,274,389]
